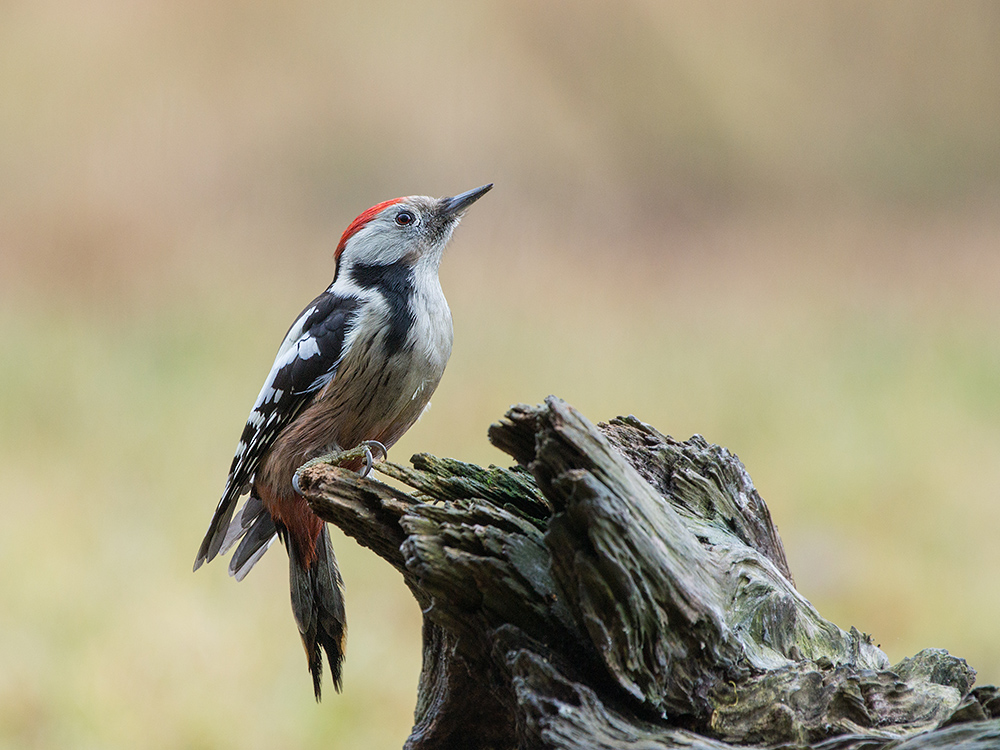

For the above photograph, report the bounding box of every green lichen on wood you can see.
[297,397,999,750]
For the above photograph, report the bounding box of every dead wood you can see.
[294,396,999,750]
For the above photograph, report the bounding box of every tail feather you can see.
[221,494,265,553]
[194,476,252,571]
[287,524,346,700]
[227,497,278,581]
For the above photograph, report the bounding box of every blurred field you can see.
[2,2,1000,748]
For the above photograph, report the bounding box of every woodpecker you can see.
[194,184,492,699]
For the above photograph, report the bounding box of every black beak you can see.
[441,183,493,217]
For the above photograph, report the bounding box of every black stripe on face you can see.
[350,260,416,357]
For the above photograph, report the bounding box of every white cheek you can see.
[347,221,392,264]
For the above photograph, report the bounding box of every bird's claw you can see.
[366,440,388,462]
[358,440,388,478]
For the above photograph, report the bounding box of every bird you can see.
[194,183,492,700]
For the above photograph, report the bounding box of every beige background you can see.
[2,2,999,748]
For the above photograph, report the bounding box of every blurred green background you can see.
[2,1,999,748]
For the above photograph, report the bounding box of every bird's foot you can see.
[293,440,389,493]
[358,440,388,477]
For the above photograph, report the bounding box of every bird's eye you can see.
[394,209,416,227]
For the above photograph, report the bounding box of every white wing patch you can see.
[275,305,316,361]
[296,336,322,359]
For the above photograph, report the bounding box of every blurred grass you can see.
[2,1,1000,748]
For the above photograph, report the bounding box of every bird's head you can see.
[333,184,492,277]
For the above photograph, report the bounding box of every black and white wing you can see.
[194,291,360,571]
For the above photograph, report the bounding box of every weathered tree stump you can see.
[294,396,1000,750]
